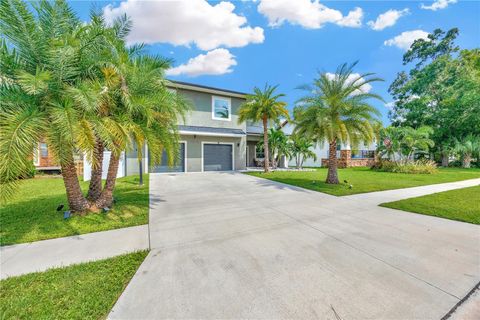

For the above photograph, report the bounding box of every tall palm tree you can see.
[295,62,383,184]
[0,0,104,210]
[68,13,189,209]
[238,84,289,172]
[94,56,190,208]
[0,1,188,213]
[86,46,189,207]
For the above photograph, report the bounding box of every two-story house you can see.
[84,80,253,180]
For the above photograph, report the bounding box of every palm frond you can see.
[0,105,45,200]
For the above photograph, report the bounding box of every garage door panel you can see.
[204,144,233,172]
[150,143,185,173]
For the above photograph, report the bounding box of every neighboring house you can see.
[33,141,59,170]
[33,141,83,175]
[281,121,377,168]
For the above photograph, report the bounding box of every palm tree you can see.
[289,134,317,169]
[376,126,404,162]
[257,128,290,168]
[0,0,104,211]
[400,126,434,161]
[238,84,289,172]
[454,134,479,168]
[90,52,190,208]
[67,13,189,209]
[295,62,383,184]
[0,1,188,213]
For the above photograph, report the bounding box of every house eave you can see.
[167,80,247,99]
[179,130,245,138]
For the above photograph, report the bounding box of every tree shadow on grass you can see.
[0,181,149,246]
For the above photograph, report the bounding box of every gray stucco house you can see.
[84,80,265,179]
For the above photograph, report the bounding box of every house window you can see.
[212,96,231,121]
[40,143,48,157]
[255,144,264,159]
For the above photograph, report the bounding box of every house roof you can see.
[167,80,248,99]
[178,125,246,137]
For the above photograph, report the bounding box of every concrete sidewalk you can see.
[109,173,480,319]
[0,225,149,279]
[342,178,480,206]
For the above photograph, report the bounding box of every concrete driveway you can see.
[109,173,480,319]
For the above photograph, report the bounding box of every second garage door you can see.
[203,143,233,171]
[150,143,186,173]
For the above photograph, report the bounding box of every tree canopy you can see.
[389,28,480,156]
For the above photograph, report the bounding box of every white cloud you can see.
[384,101,395,110]
[337,7,364,28]
[257,0,363,29]
[384,30,429,50]
[103,0,264,51]
[421,0,457,11]
[325,72,372,95]
[367,8,409,31]
[166,49,237,77]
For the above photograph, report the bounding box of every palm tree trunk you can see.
[95,152,120,208]
[262,116,270,173]
[61,156,89,213]
[326,139,339,184]
[463,153,472,168]
[441,152,449,167]
[86,138,104,201]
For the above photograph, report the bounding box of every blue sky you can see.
[71,0,480,124]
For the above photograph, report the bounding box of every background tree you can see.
[257,128,289,168]
[400,126,434,160]
[295,62,383,184]
[376,126,434,163]
[454,135,479,168]
[376,126,403,162]
[238,84,289,173]
[389,28,480,164]
[289,134,317,169]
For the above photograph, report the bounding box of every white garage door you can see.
[203,144,233,171]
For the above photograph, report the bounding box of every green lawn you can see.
[0,251,148,319]
[0,175,149,246]
[381,185,480,224]
[246,167,480,196]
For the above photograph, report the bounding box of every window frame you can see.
[33,144,40,166]
[211,95,232,121]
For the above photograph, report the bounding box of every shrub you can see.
[448,159,463,168]
[372,160,438,174]
[448,159,480,168]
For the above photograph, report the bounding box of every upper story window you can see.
[212,96,231,121]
